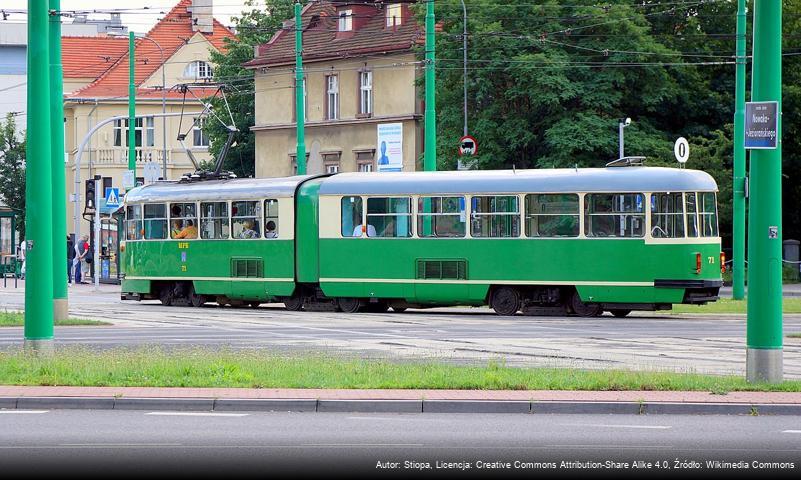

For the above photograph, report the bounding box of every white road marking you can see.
[781,430,801,434]
[60,443,182,447]
[0,410,49,414]
[145,412,249,417]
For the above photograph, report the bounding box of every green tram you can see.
[120,166,724,316]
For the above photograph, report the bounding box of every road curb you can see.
[2,397,801,415]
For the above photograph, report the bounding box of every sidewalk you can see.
[2,386,801,415]
[719,283,801,297]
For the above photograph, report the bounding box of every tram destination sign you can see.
[745,101,779,149]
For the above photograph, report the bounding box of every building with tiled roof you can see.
[63,0,235,238]
[247,0,424,177]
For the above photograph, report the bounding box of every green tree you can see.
[205,0,300,177]
[0,114,26,238]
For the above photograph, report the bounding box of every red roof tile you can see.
[245,1,421,68]
[62,36,129,79]
[67,0,235,100]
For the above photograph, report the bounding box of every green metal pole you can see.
[732,0,747,300]
[295,1,306,175]
[25,0,54,349]
[424,0,436,171]
[746,0,782,383]
[50,0,68,321]
[128,32,136,177]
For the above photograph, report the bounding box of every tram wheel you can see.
[283,295,303,311]
[188,286,207,308]
[337,298,363,314]
[159,284,174,306]
[609,309,632,318]
[490,287,521,316]
[569,291,602,317]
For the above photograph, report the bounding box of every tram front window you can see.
[699,192,719,237]
[650,193,685,238]
[143,204,167,240]
[585,193,644,238]
[125,205,142,240]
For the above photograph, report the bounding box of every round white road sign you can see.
[674,137,690,164]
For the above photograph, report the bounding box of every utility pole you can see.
[295,1,306,175]
[25,0,54,351]
[746,0,783,383]
[128,32,137,181]
[732,0,747,300]
[424,0,436,171]
[49,0,68,321]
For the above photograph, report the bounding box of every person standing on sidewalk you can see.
[73,235,88,284]
[67,235,75,285]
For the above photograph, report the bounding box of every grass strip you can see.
[0,311,110,327]
[0,346,799,392]
[672,297,801,314]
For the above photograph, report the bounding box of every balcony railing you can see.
[92,148,171,165]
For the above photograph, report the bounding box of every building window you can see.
[326,74,339,120]
[289,153,309,175]
[193,117,209,148]
[355,150,375,172]
[114,118,152,148]
[338,10,352,32]
[185,60,213,80]
[323,152,341,173]
[386,4,402,27]
[359,70,372,116]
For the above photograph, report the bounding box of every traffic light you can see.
[84,178,96,212]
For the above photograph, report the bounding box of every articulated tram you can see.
[120,166,723,316]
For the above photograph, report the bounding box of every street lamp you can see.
[618,117,631,159]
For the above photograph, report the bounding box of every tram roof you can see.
[123,175,315,204]
[317,167,718,196]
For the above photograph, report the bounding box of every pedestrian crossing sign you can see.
[105,188,120,208]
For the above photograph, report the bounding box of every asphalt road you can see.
[2,285,801,377]
[0,410,798,475]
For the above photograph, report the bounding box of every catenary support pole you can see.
[25,0,54,351]
[49,0,68,321]
[732,0,747,300]
[746,0,783,383]
[295,1,306,175]
[424,0,436,171]
[128,32,136,179]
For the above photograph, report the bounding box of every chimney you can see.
[188,0,214,34]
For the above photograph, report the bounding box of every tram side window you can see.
[232,201,261,239]
[585,193,645,238]
[367,197,412,238]
[525,194,579,237]
[125,205,142,240]
[699,192,719,237]
[200,202,229,240]
[650,192,685,238]
[342,196,364,237]
[685,192,700,237]
[264,199,279,238]
[471,196,520,238]
[143,204,167,240]
[170,202,198,239]
[417,196,466,238]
